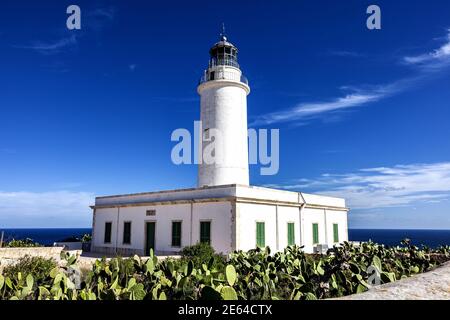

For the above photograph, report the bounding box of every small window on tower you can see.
[146,210,156,216]
[203,128,210,140]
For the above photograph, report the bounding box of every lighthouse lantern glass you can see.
[209,43,239,68]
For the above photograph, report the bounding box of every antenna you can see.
[220,23,227,40]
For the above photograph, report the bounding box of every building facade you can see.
[90,34,349,256]
[91,185,348,255]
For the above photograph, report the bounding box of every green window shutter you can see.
[123,222,131,244]
[333,224,339,243]
[104,222,112,243]
[256,222,265,248]
[200,221,211,244]
[172,221,182,247]
[287,223,295,246]
[312,223,319,244]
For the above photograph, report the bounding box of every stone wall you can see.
[335,261,450,300]
[0,247,66,270]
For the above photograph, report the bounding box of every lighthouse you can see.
[197,32,251,187]
[90,32,349,257]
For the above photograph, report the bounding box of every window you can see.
[123,222,131,244]
[333,224,339,243]
[312,223,319,245]
[171,221,182,247]
[104,222,112,243]
[200,221,211,244]
[256,222,265,248]
[203,128,210,140]
[287,223,295,246]
[146,210,156,216]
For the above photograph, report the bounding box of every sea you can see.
[348,229,450,248]
[1,228,450,248]
[0,228,91,246]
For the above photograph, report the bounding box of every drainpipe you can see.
[275,205,279,251]
[190,200,194,246]
[298,193,307,247]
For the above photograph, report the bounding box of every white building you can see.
[90,34,349,256]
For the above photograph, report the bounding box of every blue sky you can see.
[1,0,450,228]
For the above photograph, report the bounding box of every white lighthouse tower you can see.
[197,31,250,187]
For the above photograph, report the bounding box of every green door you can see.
[333,224,339,243]
[145,222,156,255]
[200,221,211,244]
[312,223,319,245]
[256,222,265,248]
[287,223,295,246]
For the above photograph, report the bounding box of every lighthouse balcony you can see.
[199,70,248,85]
[209,57,240,69]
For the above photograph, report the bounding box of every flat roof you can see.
[94,184,347,209]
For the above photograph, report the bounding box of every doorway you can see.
[145,222,156,255]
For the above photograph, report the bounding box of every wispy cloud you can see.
[251,80,410,126]
[267,162,450,209]
[14,35,78,55]
[129,64,137,71]
[89,7,116,21]
[0,190,95,227]
[86,7,116,33]
[13,6,115,55]
[252,29,450,127]
[403,29,450,67]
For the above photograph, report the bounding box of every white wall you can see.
[236,202,277,251]
[92,201,232,255]
[302,207,326,253]
[302,193,346,208]
[324,209,349,246]
[191,202,233,254]
[93,207,118,250]
[277,206,301,249]
[92,186,348,255]
[235,203,348,253]
[235,185,300,203]
[301,207,348,253]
